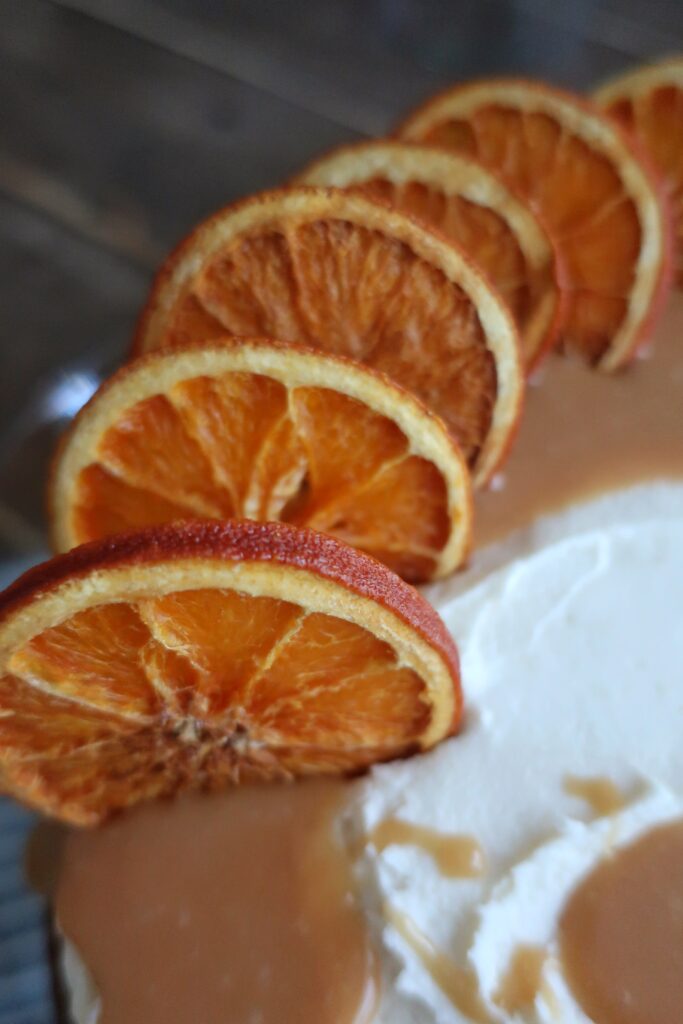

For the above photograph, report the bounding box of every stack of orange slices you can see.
[0,59,677,825]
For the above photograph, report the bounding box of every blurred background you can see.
[0,2,682,1021]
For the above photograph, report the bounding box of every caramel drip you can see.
[493,944,547,1014]
[564,775,626,816]
[385,904,494,1023]
[370,818,486,878]
[55,780,378,1024]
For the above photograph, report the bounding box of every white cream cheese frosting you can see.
[361,501,683,1023]
[61,483,683,1024]
[470,784,683,1023]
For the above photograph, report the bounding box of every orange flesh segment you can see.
[8,604,162,720]
[160,220,494,464]
[157,292,225,347]
[97,394,233,518]
[74,465,193,540]
[170,373,295,514]
[137,589,303,718]
[288,386,408,515]
[0,673,136,759]
[605,86,683,284]
[300,455,451,582]
[360,178,531,338]
[1,736,166,823]
[73,372,452,580]
[0,591,429,824]
[417,106,646,363]
[243,613,428,747]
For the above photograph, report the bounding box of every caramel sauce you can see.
[476,296,683,545]
[55,780,378,1024]
[559,818,683,1024]
[385,904,493,1023]
[493,944,546,1014]
[369,818,486,878]
[563,774,627,816]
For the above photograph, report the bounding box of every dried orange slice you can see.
[0,520,461,825]
[297,139,563,371]
[132,187,523,487]
[49,337,472,583]
[398,79,672,369]
[595,57,683,285]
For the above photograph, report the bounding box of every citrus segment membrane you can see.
[132,188,523,486]
[0,521,461,824]
[398,79,671,369]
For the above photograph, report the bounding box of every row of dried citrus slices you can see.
[47,63,681,589]
[1,58,681,825]
[49,191,517,585]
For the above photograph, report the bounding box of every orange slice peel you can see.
[132,186,523,487]
[49,337,473,583]
[0,520,462,825]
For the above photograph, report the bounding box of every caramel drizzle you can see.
[493,944,547,1014]
[385,904,494,1023]
[563,775,626,816]
[369,818,486,878]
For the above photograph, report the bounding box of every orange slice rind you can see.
[49,337,473,583]
[398,78,672,370]
[297,139,564,371]
[132,187,523,487]
[0,520,461,825]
